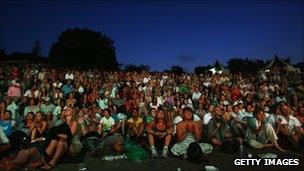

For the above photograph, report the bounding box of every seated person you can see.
[78,109,101,155]
[110,106,127,136]
[245,107,284,152]
[30,111,48,142]
[276,103,303,150]
[40,107,78,169]
[126,109,144,143]
[145,108,156,124]
[20,112,35,135]
[207,106,242,147]
[23,98,40,117]
[11,108,77,169]
[0,126,11,155]
[146,109,173,158]
[0,110,16,138]
[294,105,304,127]
[171,108,212,158]
[98,108,116,138]
[173,108,201,136]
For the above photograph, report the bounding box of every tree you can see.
[123,64,150,72]
[0,49,6,62]
[227,58,266,74]
[194,65,212,75]
[49,28,119,70]
[171,66,184,75]
[31,41,43,58]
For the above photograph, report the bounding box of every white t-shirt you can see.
[24,90,40,98]
[203,112,212,125]
[192,92,202,101]
[78,86,84,94]
[65,73,74,80]
[100,116,115,131]
[53,82,63,88]
[156,96,164,106]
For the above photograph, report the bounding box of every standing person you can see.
[245,107,285,152]
[146,109,173,158]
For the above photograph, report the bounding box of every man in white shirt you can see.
[98,109,115,137]
[23,85,40,99]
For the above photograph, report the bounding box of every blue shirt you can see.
[0,120,14,136]
[62,84,74,96]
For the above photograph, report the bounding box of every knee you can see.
[265,123,274,130]
[28,147,38,154]
[19,149,28,155]
[58,140,67,146]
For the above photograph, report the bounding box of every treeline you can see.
[1,28,302,73]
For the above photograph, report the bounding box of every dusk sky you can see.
[1,1,303,71]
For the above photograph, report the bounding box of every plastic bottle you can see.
[103,154,126,161]
[239,144,244,157]
[103,156,114,161]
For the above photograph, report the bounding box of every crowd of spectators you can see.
[0,63,303,170]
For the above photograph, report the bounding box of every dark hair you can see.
[253,107,264,117]
[183,107,193,113]
[5,110,12,116]
[27,98,37,106]
[104,108,111,114]
[183,107,194,121]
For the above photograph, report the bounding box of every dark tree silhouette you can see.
[0,49,6,62]
[295,62,304,72]
[227,58,266,74]
[194,65,212,75]
[9,52,33,60]
[171,66,184,75]
[123,64,150,72]
[49,28,118,70]
[31,41,43,58]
